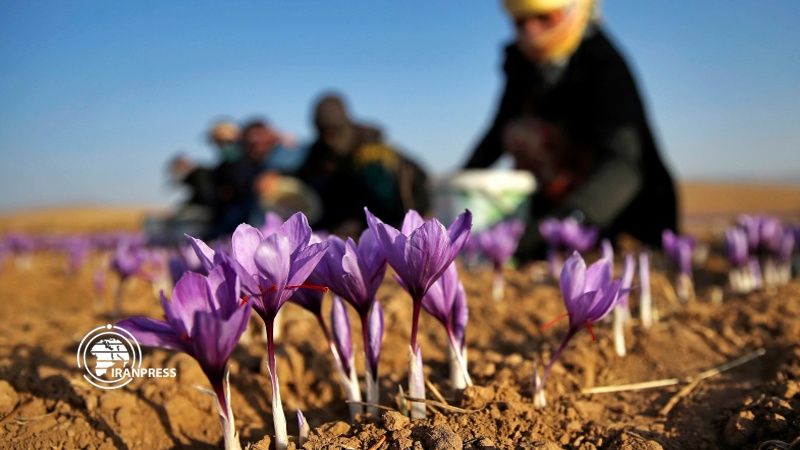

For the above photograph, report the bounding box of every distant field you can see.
[0,181,797,235]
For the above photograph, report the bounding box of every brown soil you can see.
[0,183,798,450]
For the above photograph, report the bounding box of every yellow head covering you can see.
[503,0,594,62]
[208,121,240,143]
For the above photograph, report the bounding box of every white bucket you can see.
[431,170,536,231]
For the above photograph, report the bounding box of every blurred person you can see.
[294,92,430,236]
[168,153,216,214]
[208,120,242,164]
[464,0,677,261]
[207,119,294,238]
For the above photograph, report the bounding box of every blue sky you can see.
[1,1,799,211]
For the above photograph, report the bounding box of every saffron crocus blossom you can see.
[475,218,525,301]
[330,295,362,420]
[117,260,251,450]
[662,230,696,302]
[109,240,146,315]
[313,228,388,415]
[189,213,329,448]
[236,213,329,450]
[366,207,472,419]
[539,217,599,277]
[449,277,470,389]
[421,262,473,387]
[364,300,384,417]
[536,251,624,407]
[726,227,754,293]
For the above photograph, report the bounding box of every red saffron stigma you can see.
[540,312,570,331]
[181,331,191,341]
[586,322,596,342]
[239,295,250,307]
[286,284,329,293]
[370,259,388,283]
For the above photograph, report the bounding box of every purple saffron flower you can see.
[662,230,695,277]
[329,295,363,419]
[110,240,145,281]
[109,240,146,315]
[315,229,387,317]
[331,295,353,375]
[476,218,525,270]
[365,207,472,418]
[725,227,749,268]
[536,251,624,403]
[365,208,472,349]
[227,212,328,448]
[364,300,385,416]
[539,217,599,253]
[420,262,472,386]
[117,260,250,449]
[475,219,525,301]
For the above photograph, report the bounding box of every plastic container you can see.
[431,169,536,231]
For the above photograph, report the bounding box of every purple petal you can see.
[231,224,265,277]
[446,210,473,262]
[401,209,426,236]
[116,317,187,353]
[585,280,621,323]
[366,301,384,373]
[167,272,213,336]
[451,282,468,349]
[617,253,636,308]
[205,257,242,317]
[254,234,293,289]
[585,257,612,292]
[185,234,216,275]
[279,212,312,254]
[559,251,586,308]
[261,211,284,236]
[191,302,251,380]
[331,295,352,372]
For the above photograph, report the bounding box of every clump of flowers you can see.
[421,261,472,388]
[313,228,388,417]
[739,215,795,287]
[366,208,472,419]
[472,218,525,301]
[535,251,625,407]
[189,212,329,449]
[117,258,251,450]
[539,217,598,277]
[662,229,696,302]
[109,238,146,316]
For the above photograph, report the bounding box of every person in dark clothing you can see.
[465,0,677,261]
[294,93,430,236]
[206,120,286,238]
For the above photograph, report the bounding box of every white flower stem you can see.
[408,345,426,419]
[446,328,472,388]
[365,364,380,417]
[448,344,468,390]
[613,307,626,357]
[335,358,363,421]
[639,253,653,329]
[492,269,504,302]
[195,368,241,450]
[266,325,287,450]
